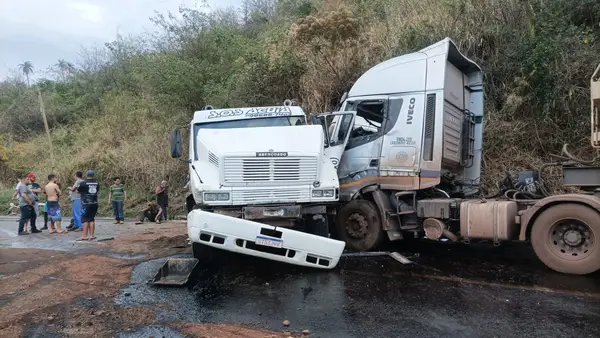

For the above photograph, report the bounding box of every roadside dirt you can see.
[0,222,292,338]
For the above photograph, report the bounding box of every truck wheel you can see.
[335,199,384,252]
[531,204,600,275]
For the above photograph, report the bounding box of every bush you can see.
[0,0,599,214]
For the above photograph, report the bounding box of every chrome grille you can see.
[231,187,311,204]
[224,157,318,186]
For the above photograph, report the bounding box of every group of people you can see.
[13,171,171,239]
[108,177,169,225]
[14,170,100,240]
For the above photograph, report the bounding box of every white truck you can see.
[173,37,600,275]
[170,103,350,269]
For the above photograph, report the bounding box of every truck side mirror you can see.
[170,128,183,159]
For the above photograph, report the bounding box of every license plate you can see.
[255,236,283,248]
[263,209,285,217]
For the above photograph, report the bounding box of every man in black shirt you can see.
[77,170,100,241]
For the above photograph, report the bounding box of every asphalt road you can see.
[2,217,600,338]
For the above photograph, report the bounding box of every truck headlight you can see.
[312,189,334,198]
[204,192,230,201]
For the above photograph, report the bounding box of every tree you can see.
[18,61,34,86]
[56,59,75,80]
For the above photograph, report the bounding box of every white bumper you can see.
[187,209,345,269]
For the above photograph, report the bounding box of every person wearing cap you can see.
[16,173,41,235]
[77,170,100,240]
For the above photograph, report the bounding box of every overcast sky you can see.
[0,0,242,80]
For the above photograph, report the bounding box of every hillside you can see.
[1,0,600,217]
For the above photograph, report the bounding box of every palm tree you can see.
[18,61,34,86]
[56,59,75,79]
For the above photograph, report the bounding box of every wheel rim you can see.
[547,218,596,261]
[345,212,369,239]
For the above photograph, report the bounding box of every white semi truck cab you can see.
[318,37,600,276]
[170,103,348,269]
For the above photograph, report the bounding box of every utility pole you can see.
[37,87,54,167]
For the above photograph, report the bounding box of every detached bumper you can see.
[187,209,345,269]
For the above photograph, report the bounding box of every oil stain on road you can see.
[116,241,600,338]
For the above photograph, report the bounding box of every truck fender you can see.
[518,194,600,241]
[350,185,401,231]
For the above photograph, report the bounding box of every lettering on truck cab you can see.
[406,97,416,125]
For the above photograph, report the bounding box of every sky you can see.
[0,0,242,80]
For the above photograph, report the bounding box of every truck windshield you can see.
[193,116,307,160]
[195,116,306,130]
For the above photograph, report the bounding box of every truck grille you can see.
[232,188,311,204]
[223,157,318,186]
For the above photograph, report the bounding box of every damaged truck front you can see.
[170,103,349,269]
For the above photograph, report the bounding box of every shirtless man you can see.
[44,174,64,234]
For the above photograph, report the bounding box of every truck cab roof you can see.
[192,106,306,125]
[348,37,482,98]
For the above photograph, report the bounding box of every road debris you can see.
[282,320,290,327]
[389,252,413,264]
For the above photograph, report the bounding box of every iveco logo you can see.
[256,150,288,157]
[406,97,416,125]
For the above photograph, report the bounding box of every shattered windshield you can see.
[193,116,307,160]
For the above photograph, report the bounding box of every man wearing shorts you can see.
[77,170,100,241]
[44,174,64,234]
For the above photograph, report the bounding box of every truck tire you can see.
[335,199,384,252]
[531,203,600,275]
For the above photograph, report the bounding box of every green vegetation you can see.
[1,0,599,215]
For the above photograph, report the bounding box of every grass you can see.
[0,189,15,215]
[1,0,599,200]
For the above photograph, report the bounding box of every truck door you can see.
[313,112,357,170]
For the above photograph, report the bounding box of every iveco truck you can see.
[315,37,600,275]
[170,103,350,269]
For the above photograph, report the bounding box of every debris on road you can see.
[149,257,199,286]
[282,320,290,327]
[97,237,115,242]
[389,252,413,264]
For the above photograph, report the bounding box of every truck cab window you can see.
[343,100,386,150]
[345,100,384,139]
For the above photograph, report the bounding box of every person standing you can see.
[155,180,169,221]
[77,170,100,240]
[26,173,43,230]
[108,177,126,224]
[44,174,64,234]
[67,171,84,231]
[17,173,41,235]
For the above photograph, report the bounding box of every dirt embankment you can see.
[0,223,292,337]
